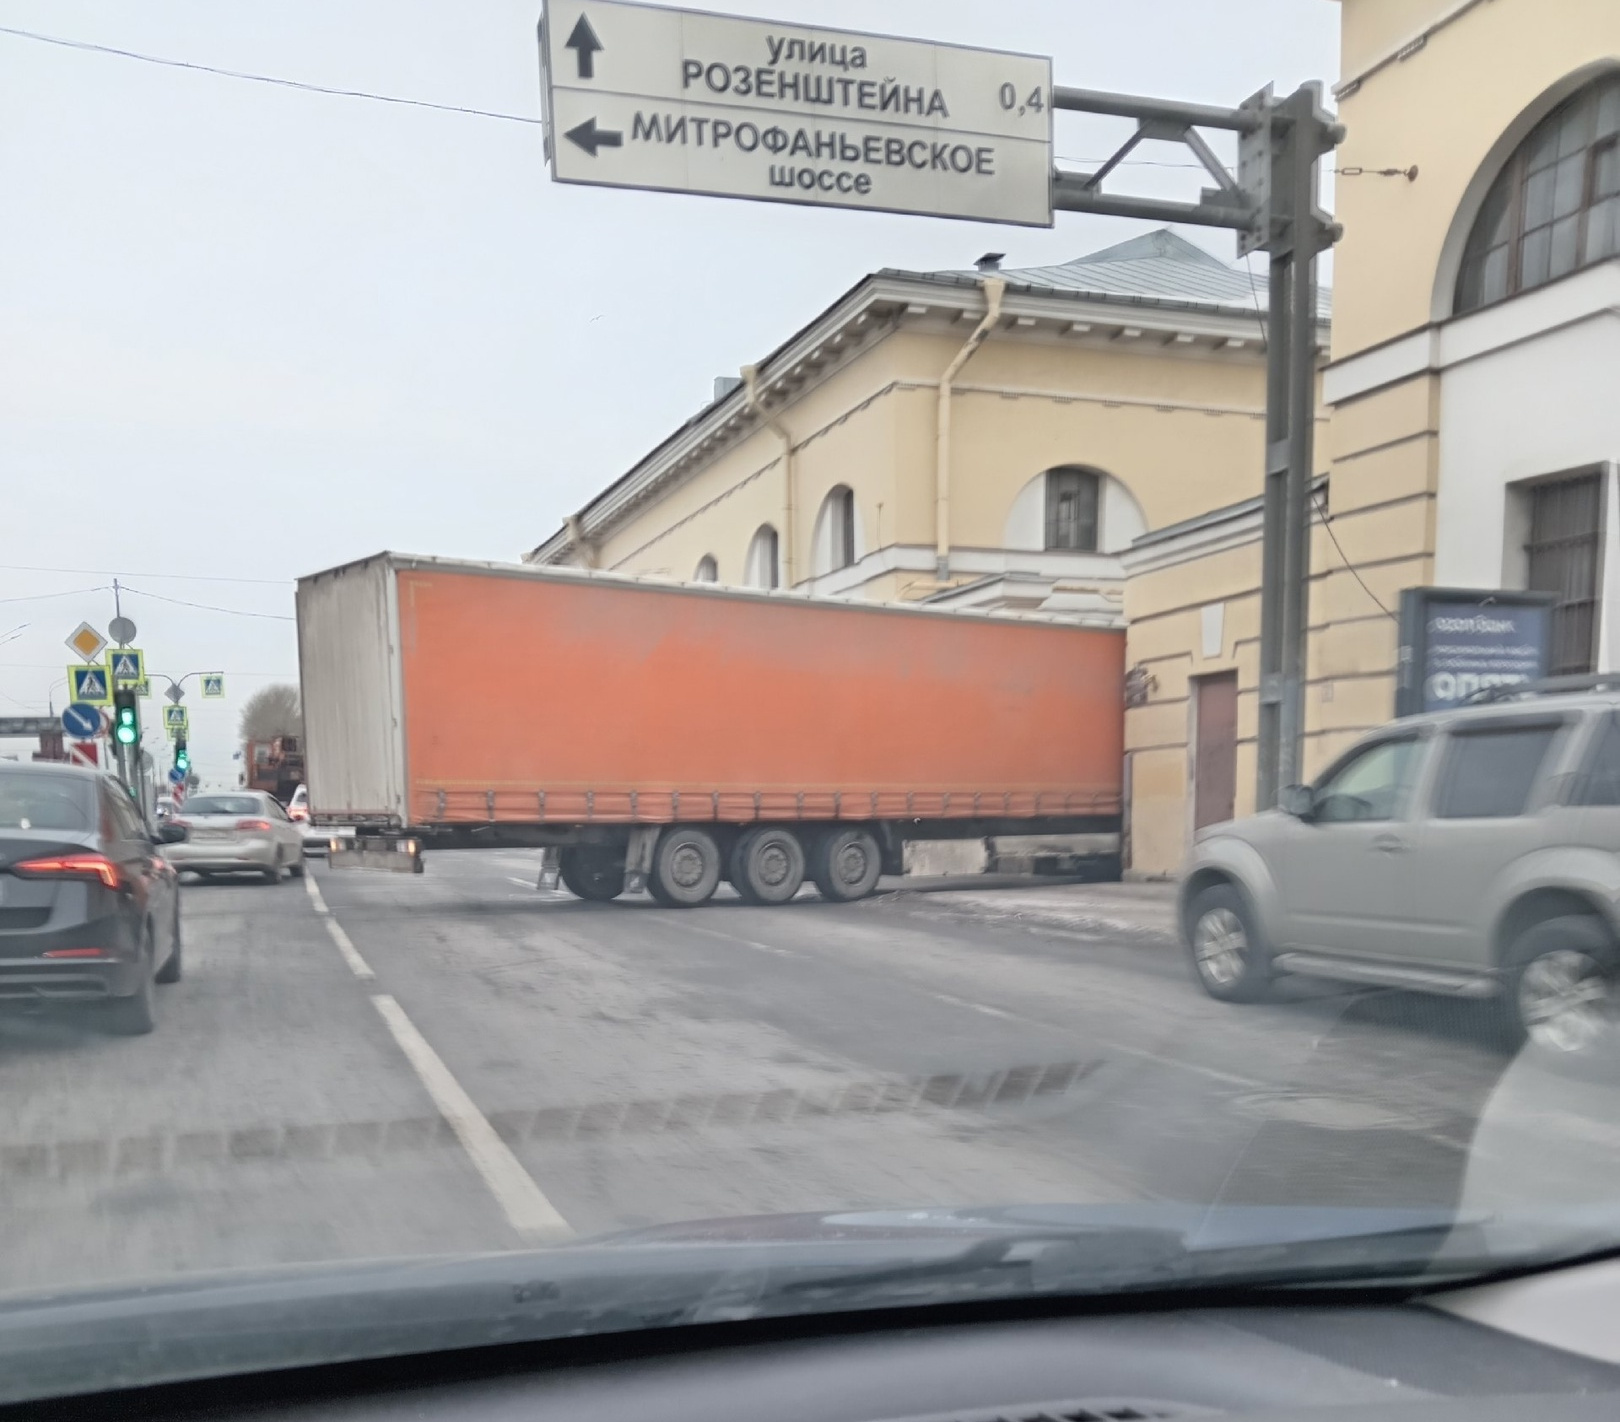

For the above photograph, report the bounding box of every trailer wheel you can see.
[558,847,626,902]
[810,827,883,903]
[648,827,722,908]
[730,827,807,906]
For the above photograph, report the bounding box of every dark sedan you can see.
[0,763,186,1034]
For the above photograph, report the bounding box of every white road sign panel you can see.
[539,1,1053,226]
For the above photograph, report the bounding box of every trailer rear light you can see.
[12,854,123,889]
[42,948,109,959]
[236,819,274,832]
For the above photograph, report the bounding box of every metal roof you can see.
[907,229,1332,322]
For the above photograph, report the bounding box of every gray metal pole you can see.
[1271,86,1332,797]
[1256,247,1292,810]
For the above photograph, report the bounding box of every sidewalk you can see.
[883,876,1180,944]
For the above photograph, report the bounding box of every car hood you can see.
[3,1201,1618,1406]
[1192,808,1291,847]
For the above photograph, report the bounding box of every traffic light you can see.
[174,738,190,775]
[112,688,140,747]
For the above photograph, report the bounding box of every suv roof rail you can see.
[1465,673,1620,705]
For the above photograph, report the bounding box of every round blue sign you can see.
[62,703,101,739]
[168,767,186,785]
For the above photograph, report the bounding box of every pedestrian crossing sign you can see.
[163,704,189,732]
[201,673,225,698]
[68,664,111,705]
[132,679,151,697]
[107,648,145,684]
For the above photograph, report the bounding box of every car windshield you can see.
[183,796,262,817]
[2,0,1618,1407]
[0,772,94,832]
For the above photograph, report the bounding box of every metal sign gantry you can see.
[1049,82,1343,805]
[537,4,1345,805]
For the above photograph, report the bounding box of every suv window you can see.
[1313,737,1423,823]
[1432,721,1560,819]
[1571,713,1620,806]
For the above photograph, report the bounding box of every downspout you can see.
[565,514,595,569]
[936,276,1005,583]
[742,363,794,588]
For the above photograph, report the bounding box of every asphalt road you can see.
[0,850,1575,1297]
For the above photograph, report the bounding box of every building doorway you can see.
[1193,672,1239,830]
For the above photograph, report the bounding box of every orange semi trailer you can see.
[296,554,1124,904]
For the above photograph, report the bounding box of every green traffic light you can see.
[175,743,190,773]
[113,707,138,746]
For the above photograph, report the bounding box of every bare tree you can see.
[239,683,302,743]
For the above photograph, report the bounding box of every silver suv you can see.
[1180,678,1620,1056]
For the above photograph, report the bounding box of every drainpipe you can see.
[565,513,595,569]
[742,363,794,588]
[936,275,1005,583]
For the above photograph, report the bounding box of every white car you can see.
[166,791,307,883]
[286,783,338,855]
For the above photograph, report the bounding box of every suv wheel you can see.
[1186,883,1273,1003]
[1506,916,1617,1057]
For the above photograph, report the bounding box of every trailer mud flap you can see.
[327,836,425,873]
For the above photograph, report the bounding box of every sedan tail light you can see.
[11,853,124,889]
[236,819,273,832]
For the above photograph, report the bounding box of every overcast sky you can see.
[0,0,1338,783]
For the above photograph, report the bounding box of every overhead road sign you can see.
[131,679,151,698]
[165,683,185,705]
[107,648,145,685]
[68,665,111,706]
[202,674,226,698]
[108,615,137,646]
[169,766,186,786]
[62,704,101,740]
[163,704,189,733]
[65,622,106,663]
[538,1,1054,226]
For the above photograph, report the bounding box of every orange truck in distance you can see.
[295,554,1124,904]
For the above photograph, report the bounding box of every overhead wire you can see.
[118,585,295,622]
[0,562,287,585]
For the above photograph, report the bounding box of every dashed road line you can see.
[371,993,572,1244]
[661,916,797,956]
[304,872,375,980]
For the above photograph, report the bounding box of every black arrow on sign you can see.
[565,14,603,79]
[564,117,622,156]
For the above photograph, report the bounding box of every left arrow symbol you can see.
[565,15,603,80]
[564,118,623,156]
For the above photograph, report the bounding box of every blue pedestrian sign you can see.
[62,703,101,739]
[168,766,186,785]
[68,664,111,706]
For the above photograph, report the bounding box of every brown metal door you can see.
[1194,672,1239,830]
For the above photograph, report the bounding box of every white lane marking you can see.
[930,990,1018,1021]
[661,917,796,957]
[304,872,375,980]
[508,877,534,889]
[370,993,572,1244]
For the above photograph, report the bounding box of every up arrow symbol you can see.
[565,15,604,80]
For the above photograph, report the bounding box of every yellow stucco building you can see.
[531,0,1620,878]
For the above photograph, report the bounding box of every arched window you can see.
[1045,467,1101,552]
[1456,74,1620,314]
[745,525,779,589]
[814,485,858,573]
[693,555,718,582]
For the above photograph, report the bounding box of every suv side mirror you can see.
[1279,784,1317,820]
[157,822,190,845]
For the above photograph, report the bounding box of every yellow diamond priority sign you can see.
[66,622,106,663]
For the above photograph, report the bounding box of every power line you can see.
[0,23,544,126]
[0,584,111,606]
[119,585,295,622]
[0,562,288,585]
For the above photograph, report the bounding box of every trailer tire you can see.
[810,827,883,903]
[730,827,806,906]
[648,827,722,908]
[558,847,626,902]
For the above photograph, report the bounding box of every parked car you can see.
[0,762,186,1034]
[167,792,306,883]
[1181,676,1620,1058]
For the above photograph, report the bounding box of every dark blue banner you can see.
[1397,589,1557,716]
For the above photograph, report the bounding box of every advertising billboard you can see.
[1396,587,1559,717]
